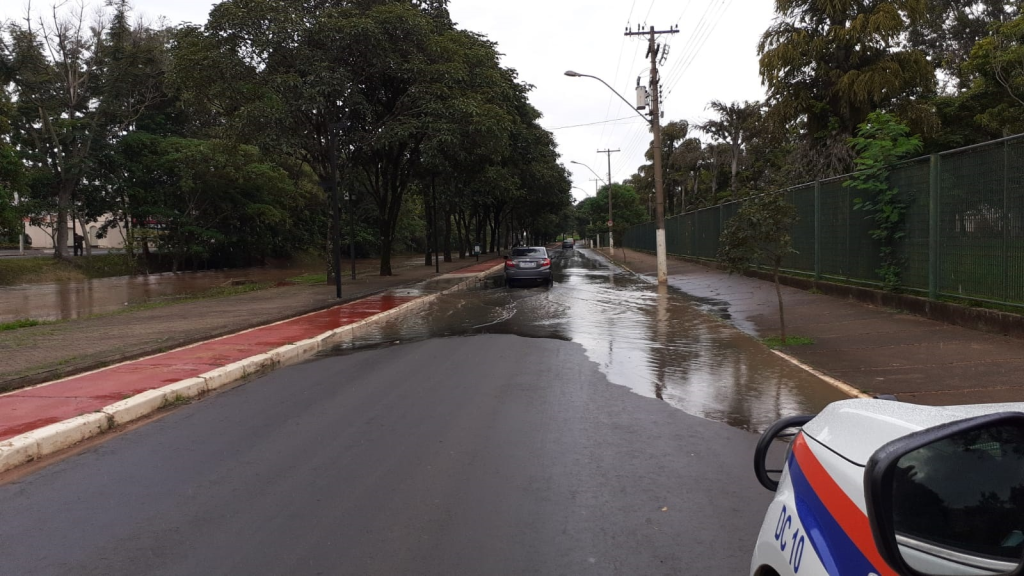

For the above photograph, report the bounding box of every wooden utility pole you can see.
[597,149,619,251]
[625,25,678,283]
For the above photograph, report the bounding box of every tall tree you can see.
[758,0,934,178]
[699,100,759,200]
[1,1,167,258]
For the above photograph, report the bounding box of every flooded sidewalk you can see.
[594,247,1024,406]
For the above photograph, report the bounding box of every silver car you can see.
[504,246,552,287]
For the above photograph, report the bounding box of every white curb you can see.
[0,262,504,475]
[102,389,169,427]
[771,350,870,399]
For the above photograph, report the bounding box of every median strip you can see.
[0,261,504,474]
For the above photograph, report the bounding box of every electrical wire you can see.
[549,116,645,131]
[664,0,735,98]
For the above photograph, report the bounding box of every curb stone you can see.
[0,263,503,474]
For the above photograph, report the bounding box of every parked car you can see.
[750,398,1024,576]
[562,237,574,249]
[504,246,552,287]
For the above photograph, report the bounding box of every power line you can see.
[661,0,721,92]
[549,116,644,130]
[643,0,658,23]
[665,0,735,97]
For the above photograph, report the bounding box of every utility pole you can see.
[625,24,678,284]
[597,149,619,252]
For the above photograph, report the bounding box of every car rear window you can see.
[511,248,544,257]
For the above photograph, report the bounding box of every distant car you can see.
[562,238,574,249]
[504,246,552,287]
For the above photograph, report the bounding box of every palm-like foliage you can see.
[758,0,934,177]
[698,100,760,200]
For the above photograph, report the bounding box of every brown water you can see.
[323,249,848,433]
[0,267,313,323]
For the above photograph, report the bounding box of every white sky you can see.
[1,0,775,203]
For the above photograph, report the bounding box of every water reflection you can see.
[0,266,316,322]
[323,249,847,432]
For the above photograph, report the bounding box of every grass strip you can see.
[762,336,815,349]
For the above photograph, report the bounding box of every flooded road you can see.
[325,248,847,432]
[0,267,311,323]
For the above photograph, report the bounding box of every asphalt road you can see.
[0,332,771,575]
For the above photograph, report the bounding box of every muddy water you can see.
[0,267,314,323]
[324,249,848,433]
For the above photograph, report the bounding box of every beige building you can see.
[24,214,126,250]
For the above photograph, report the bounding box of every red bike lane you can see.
[0,293,418,442]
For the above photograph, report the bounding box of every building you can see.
[24,214,126,250]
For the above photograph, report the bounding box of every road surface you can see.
[0,249,842,575]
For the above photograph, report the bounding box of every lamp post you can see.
[571,160,610,251]
[572,186,594,247]
[565,70,668,283]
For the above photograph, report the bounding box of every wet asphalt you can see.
[0,249,843,575]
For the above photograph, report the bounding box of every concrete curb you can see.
[0,263,504,474]
[771,350,870,399]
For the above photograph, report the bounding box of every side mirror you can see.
[866,412,1024,576]
[754,415,814,491]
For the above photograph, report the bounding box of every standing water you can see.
[323,249,848,432]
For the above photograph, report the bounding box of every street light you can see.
[565,69,668,284]
[570,159,613,251]
[572,187,595,247]
[569,160,605,184]
[564,71,652,126]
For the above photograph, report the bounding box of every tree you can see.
[171,0,570,275]
[758,0,934,178]
[844,111,923,291]
[699,100,760,200]
[962,11,1024,136]
[1,1,167,258]
[112,133,308,270]
[719,191,798,343]
[577,183,645,245]
[0,88,24,243]
[909,0,1018,93]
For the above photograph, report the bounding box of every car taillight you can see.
[505,260,515,268]
[541,258,551,267]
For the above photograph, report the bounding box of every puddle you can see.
[320,249,847,433]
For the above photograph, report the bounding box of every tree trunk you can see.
[731,143,740,201]
[491,211,499,253]
[424,196,433,266]
[380,215,394,276]
[774,258,786,344]
[79,216,93,257]
[54,194,70,259]
[443,207,452,263]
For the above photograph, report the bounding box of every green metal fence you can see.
[621,134,1024,308]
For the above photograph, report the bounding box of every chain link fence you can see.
[621,134,1024,308]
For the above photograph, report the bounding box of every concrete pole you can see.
[648,26,669,284]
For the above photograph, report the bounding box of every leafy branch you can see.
[844,111,923,291]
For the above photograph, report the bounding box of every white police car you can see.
[750,399,1024,576]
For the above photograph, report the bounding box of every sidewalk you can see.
[0,255,500,392]
[595,247,1024,406]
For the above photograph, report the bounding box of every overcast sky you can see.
[1,0,775,202]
